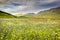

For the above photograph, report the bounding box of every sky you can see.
[0,0,60,14]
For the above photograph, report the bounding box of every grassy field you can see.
[0,18,60,40]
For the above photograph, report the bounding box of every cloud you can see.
[16,5,29,10]
[0,0,60,14]
[0,0,59,9]
[0,0,59,6]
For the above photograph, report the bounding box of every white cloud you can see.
[16,5,29,10]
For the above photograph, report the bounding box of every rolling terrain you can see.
[0,7,60,40]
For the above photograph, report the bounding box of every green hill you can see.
[0,11,16,18]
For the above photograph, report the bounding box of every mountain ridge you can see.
[24,6,60,18]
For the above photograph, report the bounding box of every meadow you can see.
[0,18,60,40]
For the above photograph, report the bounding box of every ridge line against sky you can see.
[0,0,60,14]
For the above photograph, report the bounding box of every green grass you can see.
[0,11,16,18]
[0,18,60,40]
[0,7,60,40]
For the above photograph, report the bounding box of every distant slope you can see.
[36,6,60,18]
[17,13,35,18]
[0,11,16,18]
[24,13,35,17]
[14,14,24,17]
[22,6,60,18]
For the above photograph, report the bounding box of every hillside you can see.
[0,11,16,18]
[20,6,60,18]
[24,13,35,17]
[36,6,60,18]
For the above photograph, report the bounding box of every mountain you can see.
[0,11,16,18]
[24,13,35,17]
[22,6,60,18]
[36,6,60,18]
